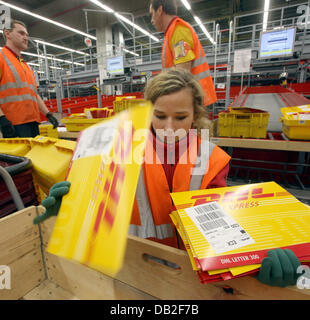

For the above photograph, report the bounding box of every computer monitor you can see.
[106,55,124,76]
[259,27,296,59]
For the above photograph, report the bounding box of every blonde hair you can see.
[145,68,213,136]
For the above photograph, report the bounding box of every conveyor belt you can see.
[231,90,310,132]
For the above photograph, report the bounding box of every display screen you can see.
[106,56,124,76]
[259,27,296,59]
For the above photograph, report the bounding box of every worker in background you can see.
[0,20,58,138]
[34,69,301,288]
[149,0,217,107]
[279,69,288,89]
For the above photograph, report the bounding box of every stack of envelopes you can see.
[170,182,310,283]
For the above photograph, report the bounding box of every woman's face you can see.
[152,88,194,143]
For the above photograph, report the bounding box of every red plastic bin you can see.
[0,154,39,218]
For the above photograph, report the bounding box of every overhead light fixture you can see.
[27,62,40,67]
[0,0,97,40]
[114,13,159,42]
[21,51,85,66]
[263,0,270,31]
[88,0,159,42]
[194,16,216,45]
[1,29,87,57]
[34,40,89,56]
[180,0,191,11]
[88,0,114,13]
[30,64,64,70]
[1,40,85,66]
[123,48,139,57]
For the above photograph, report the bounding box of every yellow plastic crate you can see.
[115,96,136,101]
[280,105,310,140]
[25,136,76,194]
[218,107,270,139]
[0,138,32,156]
[61,115,103,132]
[84,107,113,119]
[39,124,58,138]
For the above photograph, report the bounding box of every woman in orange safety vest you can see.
[129,68,230,249]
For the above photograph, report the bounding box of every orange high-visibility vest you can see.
[162,17,218,107]
[129,133,231,248]
[0,47,40,125]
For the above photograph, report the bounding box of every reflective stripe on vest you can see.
[0,51,37,95]
[28,69,38,94]
[195,69,211,81]
[192,56,208,68]
[189,141,216,190]
[129,168,174,240]
[191,55,212,80]
[162,38,168,69]
[0,94,38,104]
[129,140,216,239]
[0,82,37,93]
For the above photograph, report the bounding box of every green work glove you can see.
[33,181,71,224]
[256,248,301,287]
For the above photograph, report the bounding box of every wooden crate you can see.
[0,206,45,300]
[1,207,310,300]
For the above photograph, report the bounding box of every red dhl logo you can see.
[97,125,134,232]
[176,188,290,209]
[86,125,134,264]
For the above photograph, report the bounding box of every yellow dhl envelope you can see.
[170,210,260,276]
[47,101,153,277]
[170,182,310,271]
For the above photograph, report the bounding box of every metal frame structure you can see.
[26,1,310,112]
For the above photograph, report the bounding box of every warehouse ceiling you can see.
[1,0,307,63]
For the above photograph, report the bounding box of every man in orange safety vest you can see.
[0,20,58,138]
[149,0,218,107]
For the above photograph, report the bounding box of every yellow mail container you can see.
[0,138,32,156]
[84,108,113,119]
[280,105,310,140]
[218,107,270,139]
[25,136,76,194]
[47,101,153,277]
[115,96,136,101]
[61,113,103,132]
[39,124,58,139]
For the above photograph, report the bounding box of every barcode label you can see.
[73,118,119,160]
[194,203,218,213]
[184,201,255,254]
[194,208,225,221]
[200,219,229,231]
